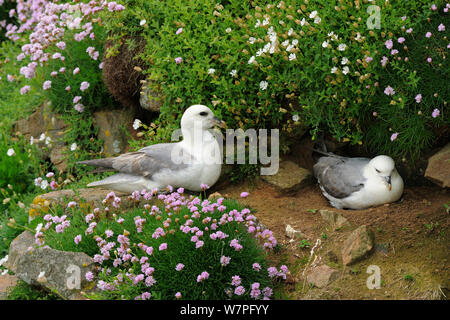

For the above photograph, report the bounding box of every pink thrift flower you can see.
[431,4,437,11]
[240,192,249,198]
[65,86,71,91]
[74,103,84,113]
[85,272,94,281]
[20,85,31,95]
[415,94,422,103]
[234,286,245,296]
[432,109,440,118]
[391,49,399,55]
[425,32,432,38]
[231,275,241,286]
[365,56,373,63]
[390,132,399,141]
[159,243,167,251]
[80,81,90,91]
[397,37,405,44]
[175,263,184,271]
[220,256,231,266]
[252,263,261,271]
[175,292,182,299]
[438,24,445,32]
[381,56,389,67]
[385,39,393,49]
[384,86,395,96]
[73,96,82,104]
[406,28,413,34]
[427,57,432,63]
[43,80,51,90]
[73,67,80,75]
[74,235,82,244]
[174,57,182,64]
[176,28,183,35]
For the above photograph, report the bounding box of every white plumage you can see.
[78,105,225,193]
[313,154,404,209]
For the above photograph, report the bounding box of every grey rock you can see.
[93,109,133,157]
[140,80,163,112]
[306,264,339,288]
[319,209,351,230]
[4,231,97,300]
[0,274,18,300]
[424,143,450,188]
[261,160,313,194]
[341,225,375,266]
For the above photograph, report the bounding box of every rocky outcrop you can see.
[140,79,163,112]
[261,160,313,194]
[425,143,450,188]
[4,231,97,300]
[341,225,375,266]
[93,109,133,156]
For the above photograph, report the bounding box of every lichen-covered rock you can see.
[261,161,313,194]
[306,264,339,288]
[425,143,450,188]
[93,109,133,156]
[319,209,351,230]
[4,231,97,300]
[341,225,375,266]
[140,79,163,112]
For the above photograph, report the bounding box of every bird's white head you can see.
[180,104,225,131]
[368,155,396,190]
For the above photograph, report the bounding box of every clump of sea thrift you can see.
[31,186,286,300]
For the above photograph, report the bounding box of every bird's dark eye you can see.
[199,111,208,116]
[375,169,380,173]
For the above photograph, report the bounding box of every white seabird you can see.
[78,105,225,193]
[313,154,404,209]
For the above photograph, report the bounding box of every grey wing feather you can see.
[79,143,190,178]
[314,156,369,199]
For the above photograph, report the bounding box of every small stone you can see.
[424,143,450,188]
[306,264,339,288]
[261,161,313,194]
[319,210,351,230]
[208,192,223,200]
[341,225,375,266]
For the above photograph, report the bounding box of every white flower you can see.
[40,180,49,190]
[139,19,147,26]
[281,40,289,47]
[338,43,347,51]
[225,27,232,33]
[292,39,298,46]
[289,53,297,61]
[248,56,255,64]
[39,133,46,141]
[322,40,329,48]
[309,11,318,19]
[230,69,237,77]
[286,45,294,52]
[6,148,15,156]
[35,223,43,234]
[30,136,35,145]
[262,17,270,26]
[248,37,256,44]
[314,16,321,24]
[292,114,299,122]
[208,68,216,74]
[300,18,306,26]
[256,48,263,57]
[0,255,8,267]
[342,66,350,75]
[70,143,77,151]
[255,19,261,28]
[287,28,294,36]
[1,269,8,276]
[331,67,338,74]
[45,136,51,145]
[133,119,142,130]
[263,42,271,53]
[341,57,349,65]
[259,81,268,90]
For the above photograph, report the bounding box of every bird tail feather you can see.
[77,158,115,169]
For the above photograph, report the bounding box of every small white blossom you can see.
[286,45,294,52]
[292,39,298,46]
[322,40,329,48]
[41,180,49,190]
[300,18,306,26]
[262,17,270,26]
[331,67,338,74]
[133,119,142,130]
[70,143,77,151]
[342,66,350,75]
[39,133,46,141]
[341,57,349,65]
[248,37,256,44]
[225,27,232,33]
[287,28,294,36]
[230,69,237,77]
[338,43,347,51]
[309,11,318,19]
[289,53,297,61]
[248,56,256,64]
[281,40,289,47]
[314,16,322,24]
[292,114,299,122]
[45,136,51,145]
[6,148,15,156]
[259,81,268,90]
[139,19,146,26]
[208,68,216,74]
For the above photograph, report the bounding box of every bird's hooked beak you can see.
[385,176,392,191]
[211,116,226,129]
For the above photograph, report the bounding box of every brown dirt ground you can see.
[217,179,450,300]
